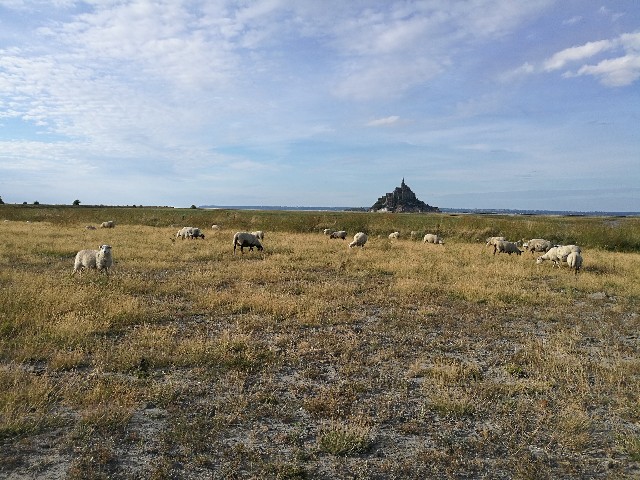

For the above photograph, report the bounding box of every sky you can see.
[0,1,639,212]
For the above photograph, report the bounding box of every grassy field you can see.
[1,205,639,479]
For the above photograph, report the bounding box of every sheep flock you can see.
[66,220,589,278]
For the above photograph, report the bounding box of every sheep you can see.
[349,232,368,248]
[100,220,115,228]
[330,230,347,240]
[176,227,205,240]
[486,236,506,248]
[566,251,583,275]
[423,233,444,245]
[251,231,264,240]
[494,240,522,255]
[536,245,580,267]
[389,231,400,239]
[524,238,553,254]
[233,232,264,255]
[73,244,113,275]
[211,224,221,230]
[323,229,333,236]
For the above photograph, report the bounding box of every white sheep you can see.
[233,232,264,255]
[536,245,580,267]
[389,231,400,239]
[349,232,368,248]
[251,231,264,240]
[211,224,221,230]
[330,230,347,240]
[176,226,205,240]
[100,220,115,228]
[524,238,552,254]
[486,236,506,248]
[423,233,444,245]
[494,240,522,255]
[73,244,113,275]
[566,251,583,275]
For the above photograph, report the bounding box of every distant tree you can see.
[33,201,39,205]
[73,199,81,206]
[23,201,27,205]
[0,196,4,204]
[190,205,197,209]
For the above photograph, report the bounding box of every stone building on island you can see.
[370,179,439,213]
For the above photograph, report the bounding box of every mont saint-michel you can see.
[370,179,439,213]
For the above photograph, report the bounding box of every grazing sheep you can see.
[423,233,444,245]
[494,240,522,255]
[524,238,553,254]
[251,231,264,240]
[211,224,221,230]
[189,227,205,239]
[323,228,333,235]
[535,245,578,266]
[175,226,205,240]
[566,251,583,275]
[389,231,400,239]
[73,244,113,275]
[100,220,115,228]
[349,232,368,248]
[486,236,506,248]
[330,230,347,240]
[233,232,264,255]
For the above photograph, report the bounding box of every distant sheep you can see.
[233,232,264,255]
[566,251,583,275]
[536,245,580,267]
[524,238,552,254]
[389,231,400,239]
[423,233,444,245]
[330,230,347,240]
[349,232,368,248]
[251,231,264,240]
[211,224,221,230]
[486,236,506,248]
[176,226,204,240]
[73,244,113,275]
[100,220,115,228]
[494,240,522,255]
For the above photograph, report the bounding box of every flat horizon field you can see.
[1,206,639,479]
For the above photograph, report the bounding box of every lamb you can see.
[73,244,113,275]
[524,238,552,254]
[349,232,368,248]
[566,251,583,275]
[251,231,264,240]
[423,233,444,245]
[389,231,400,239]
[100,220,115,228]
[486,236,506,247]
[330,230,347,240]
[233,232,264,254]
[494,240,522,255]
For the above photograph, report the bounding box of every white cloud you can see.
[543,39,614,71]
[571,54,640,86]
[366,116,400,127]
[542,31,640,86]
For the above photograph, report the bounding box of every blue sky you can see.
[1,1,639,211]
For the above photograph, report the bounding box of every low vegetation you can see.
[1,206,639,478]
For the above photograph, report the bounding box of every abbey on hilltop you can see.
[370,179,439,213]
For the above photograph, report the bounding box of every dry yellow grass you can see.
[1,216,639,478]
